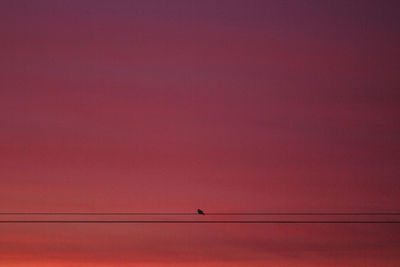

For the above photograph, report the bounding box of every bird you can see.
[197,209,205,215]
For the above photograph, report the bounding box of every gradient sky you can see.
[1,0,400,266]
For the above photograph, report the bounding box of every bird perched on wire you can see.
[197,209,205,215]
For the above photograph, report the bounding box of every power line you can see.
[0,220,400,223]
[1,212,400,216]
[0,212,196,216]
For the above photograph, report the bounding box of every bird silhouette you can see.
[197,209,205,215]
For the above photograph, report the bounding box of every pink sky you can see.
[1,0,400,265]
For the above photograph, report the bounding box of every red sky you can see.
[1,0,400,266]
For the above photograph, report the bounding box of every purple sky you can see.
[1,0,400,265]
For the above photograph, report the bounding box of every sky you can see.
[1,0,400,266]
